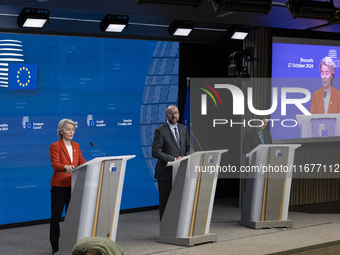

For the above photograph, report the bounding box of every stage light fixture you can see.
[228,49,253,77]
[168,20,194,36]
[210,0,272,14]
[100,14,129,33]
[226,25,249,40]
[17,8,49,28]
[286,0,338,20]
[232,31,248,40]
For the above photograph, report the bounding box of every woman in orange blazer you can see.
[310,57,340,114]
[49,118,86,254]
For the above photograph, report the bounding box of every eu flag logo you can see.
[9,63,37,90]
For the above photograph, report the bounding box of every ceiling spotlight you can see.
[210,0,272,14]
[286,0,338,20]
[231,32,248,40]
[17,8,49,28]
[168,20,194,36]
[226,25,249,40]
[100,14,129,33]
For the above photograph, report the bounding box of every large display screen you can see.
[0,33,179,225]
[271,37,340,140]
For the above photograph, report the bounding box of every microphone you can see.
[189,131,204,152]
[90,142,106,156]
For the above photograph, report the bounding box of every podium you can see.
[296,114,340,138]
[58,155,135,254]
[157,149,228,246]
[239,145,300,229]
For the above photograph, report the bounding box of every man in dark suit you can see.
[243,116,272,154]
[152,105,192,220]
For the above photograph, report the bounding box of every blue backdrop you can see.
[0,33,179,225]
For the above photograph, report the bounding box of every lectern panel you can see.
[58,165,88,251]
[311,118,336,137]
[59,156,135,253]
[160,159,188,237]
[94,160,123,238]
[240,144,300,229]
[193,152,218,236]
[263,147,289,221]
[157,150,227,246]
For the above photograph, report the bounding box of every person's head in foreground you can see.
[72,237,124,255]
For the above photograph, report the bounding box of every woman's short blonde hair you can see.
[319,57,336,77]
[57,119,76,138]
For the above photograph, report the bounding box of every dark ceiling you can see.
[1,0,340,43]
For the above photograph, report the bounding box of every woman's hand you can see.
[64,165,75,173]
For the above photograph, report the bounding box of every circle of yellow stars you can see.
[17,67,31,87]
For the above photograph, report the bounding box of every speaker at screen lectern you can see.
[58,155,135,254]
[239,144,300,229]
[157,149,227,246]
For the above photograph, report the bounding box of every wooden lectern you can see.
[239,144,300,229]
[157,149,228,246]
[58,155,135,254]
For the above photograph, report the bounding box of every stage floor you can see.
[1,198,339,255]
